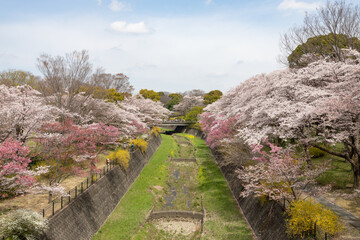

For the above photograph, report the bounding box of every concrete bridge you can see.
[158,121,191,132]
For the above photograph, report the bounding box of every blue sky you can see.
[0,0,343,93]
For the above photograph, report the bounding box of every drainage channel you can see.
[146,135,204,239]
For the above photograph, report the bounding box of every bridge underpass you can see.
[158,122,191,133]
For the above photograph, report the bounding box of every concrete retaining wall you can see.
[212,152,289,240]
[182,128,205,138]
[42,135,162,240]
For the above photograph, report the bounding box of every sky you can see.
[0,0,345,93]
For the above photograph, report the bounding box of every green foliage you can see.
[313,156,353,189]
[108,149,130,170]
[165,93,182,110]
[0,70,37,88]
[105,88,125,103]
[185,106,204,122]
[0,209,48,240]
[197,166,205,186]
[309,147,326,158]
[78,86,125,103]
[203,90,223,105]
[129,138,148,153]
[286,199,343,238]
[139,89,161,101]
[288,34,360,68]
[185,106,204,130]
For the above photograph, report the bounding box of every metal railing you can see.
[41,160,117,218]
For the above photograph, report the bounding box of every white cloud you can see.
[278,0,320,11]
[97,0,102,6]
[205,0,212,5]
[110,21,150,33]
[109,0,130,12]
[0,15,280,93]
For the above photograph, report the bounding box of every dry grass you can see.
[0,155,109,217]
[335,220,360,240]
[324,192,360,219]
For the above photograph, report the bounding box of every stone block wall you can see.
[42,135,162,240]
[213,154,289,240]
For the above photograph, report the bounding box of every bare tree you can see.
[280,0,360,67]
[183,89,205,97]
[37,50,92,109]
[91,68,134,94]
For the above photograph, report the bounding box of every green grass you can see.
[313,155,354,189]
[173,135,195,158]
[92,134,175,240]
[159,127,173,132]
[183,134,253,240]
[93,134,253,239]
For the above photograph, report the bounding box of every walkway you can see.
[314,196,360,230]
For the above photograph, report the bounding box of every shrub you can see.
[309,147,327,158]
[108,149,130,170]
[129,138,148,153]
[0,209,48,240]
[151,127,161,137]
[286,199,342,238]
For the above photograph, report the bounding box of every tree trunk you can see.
[354,167,359,188]
[303,144,313,169]
[350,159,359,188]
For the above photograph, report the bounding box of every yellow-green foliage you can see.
[309,147,327,158]
[286,199,343,238]
[151,127,161,137]
[108,149,130,170]
[130,138,148,153]
[183,134,194,139]
[198,166,205,186]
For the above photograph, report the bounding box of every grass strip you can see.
[92,134,175,240]
[187,134,254,240]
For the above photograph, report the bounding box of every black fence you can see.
[41,160,117,218]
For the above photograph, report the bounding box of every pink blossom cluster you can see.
[200,113,238,149]
[237,142,324,202]
[0,138,34,198]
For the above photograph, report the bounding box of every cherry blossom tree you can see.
[236,142,325,205]
[173,95,204,116]
[34,120,120,201]
[202,49,360,187]
[122,95,171,127]
[42,93,147,137]
[0,85,59,143]
[0,138,49,199]
[200,113,238,149]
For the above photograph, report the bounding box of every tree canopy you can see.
[165,93,182,110]
[288,34,360,68]
[139,89,161,101]
[280,0,360,66]
[203,90,223,105]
